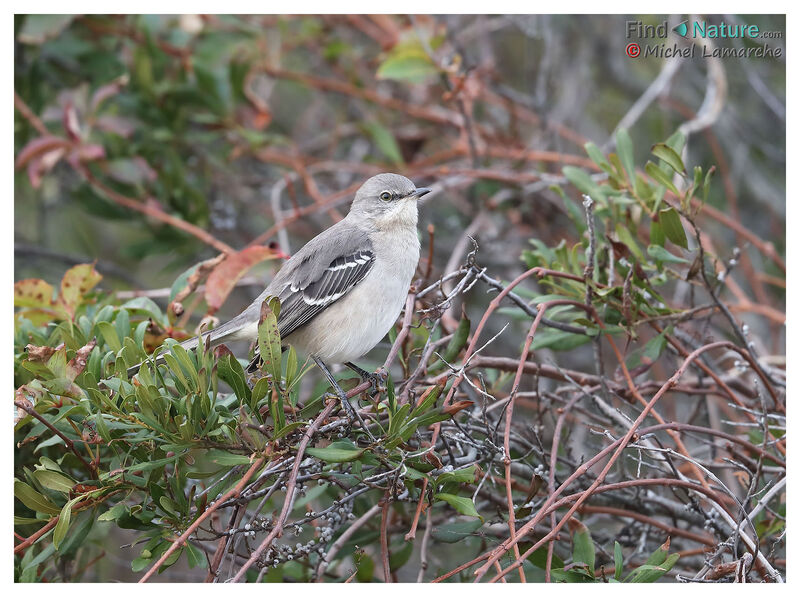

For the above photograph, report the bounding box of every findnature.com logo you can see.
[625,17,783,59]
[670,18,782,39]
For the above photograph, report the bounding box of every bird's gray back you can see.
[237,218,372,323]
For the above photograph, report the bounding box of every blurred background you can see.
[14,14,785,342]
[14,14,786,582]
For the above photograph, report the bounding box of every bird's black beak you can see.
[413,187,432,198]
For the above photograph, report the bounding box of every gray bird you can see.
[129,173,431,420]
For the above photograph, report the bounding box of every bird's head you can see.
[349,173,431,229]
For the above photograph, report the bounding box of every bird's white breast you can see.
[285,225,420,364]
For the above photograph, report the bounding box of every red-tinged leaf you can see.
[27,158,43,189]
[94,115,137,137]
[204,245,284,312]
[66,339,97,381]
[14,278,55,309]
[90,75,129,113]
[643,537,671,567]
[568,517,596,572]
[75,143,105,163]
[14,384,46,424]
[423,450,443,468]
[26,147,66,188]
[213,344,235,359]
[57,263,102,319]
[15,136,71,169]
[252,108,272,130]
[442,400,473,416]
[63,102,81,141]
[25,344,57,363]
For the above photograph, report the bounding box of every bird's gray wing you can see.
[276,246,375,338]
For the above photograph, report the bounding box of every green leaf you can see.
[616,128,636,185]
[647,244,689,264]
[691,166,703,199]
[525,546,565,570]
[131,554,151,573]
[407,409,450,429]
[550,567,595,582]
[101,453,182,478]
[364,121,404,166]
[434,493,482,520]
[207,450,253,466]
[643,537,671,567]
[305,446,365,463]
[584,142,611,173]
[58,508,96,557]
[531,329,593,352]
[216,352,251,403]
[651,143,686,174]
[658,207,688,249]
[15,516,47,526]
[570,520,595,572]
[53,497,81,550]
[387,374,396,414]
[169,263,201,303]
[431,519,483,543]
[665,130,687,155]
[614,541,624,580]
[702,166,715,203]
[251,376,271,407]
[563,166,600,197]
[185,542,206,569]
[436,465,477,485]
[377,55,437,81]
[169,343,200,390]
[387,403,411,437]
[389,540,414,572]
[20,541,55,581]
[376,40,437,82]
[121,296,169,329]
[258,297,282,383]
[355,552,375,582]
[285,345,298,388]
[268,387,285,436]
[14,479,61,515]
[650,219,665,247]
[159,545,183,571]
[625,554,679,582]
[645,161,679,195]
[613,223,644,262]
[32,469,75,494]
[273,420,307,440]
[98,503,127,522]
[642,331,668,362]
[96,321,122,352]
[409,383,443,419]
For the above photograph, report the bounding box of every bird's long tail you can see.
[125,311,255,378]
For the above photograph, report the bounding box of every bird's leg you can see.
[313,357,375,441]
[344,362,387,397]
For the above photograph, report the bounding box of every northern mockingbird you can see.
[129,173,431,420]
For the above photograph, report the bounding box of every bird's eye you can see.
[379,191,392,202]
